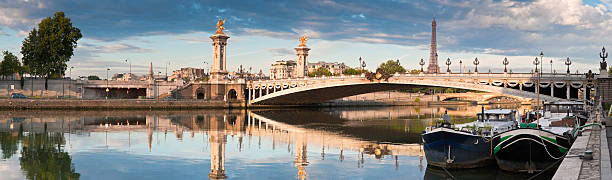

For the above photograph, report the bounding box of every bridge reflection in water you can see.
[0,106,532,179]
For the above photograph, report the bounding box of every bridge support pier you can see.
[567,85,571,99]
[519,83,523,91]
[551,85,554,97]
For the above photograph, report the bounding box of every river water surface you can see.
[0,105,555,179]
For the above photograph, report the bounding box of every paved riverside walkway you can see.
[553,110,612,180]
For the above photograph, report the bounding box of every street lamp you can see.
[503,57,509,73]
[106,67,110,99]
[459,59,463,74]
[419,58,425,72]
[203,59,209,76]
[69,66,74,98]
[445,58,451,73]
[473,58,479,73]
[533,57,540,127]
[565,57,572,74]
[157,72,162,99]
[124,59,131,75]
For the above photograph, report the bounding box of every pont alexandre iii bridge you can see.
[244,72,596,105]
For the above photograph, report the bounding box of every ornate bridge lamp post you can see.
[358,57,363,70]
[550,59,553,74]
[565,57,571,74]
[601,47,608,77]
[445,58,452,73]
[503,57,509,73]
[473,58,479,73]
[361,59,367,70]
[419,58,426,73]
[540,51,544,77]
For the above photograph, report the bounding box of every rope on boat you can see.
[441,166,456,180]
[540,135,564,160]
[571,123,603,137]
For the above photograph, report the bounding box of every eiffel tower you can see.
[426,18,440,73]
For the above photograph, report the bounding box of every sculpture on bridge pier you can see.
[365,68,392,82]
[210,18,230,81]
[295,35,310,78]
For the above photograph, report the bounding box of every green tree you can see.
[20,132,80,180]
[87,75,101,80]
[0,51,22,80]
[409,69,421,74]
[343,68,368,75]
[21,11,82,90]
[308,67,333,77]
[378,60,406,74]
[0,132,20,159]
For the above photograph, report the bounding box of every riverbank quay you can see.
[552,110,611,180]
[0,99,246,110]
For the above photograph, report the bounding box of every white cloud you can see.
[240,28,296,39]
[450,0,612,31]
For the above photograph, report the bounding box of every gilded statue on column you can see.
[215,19,226,35]
[298,35,308,47]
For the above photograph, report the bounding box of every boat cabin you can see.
[543,101,584,114]
[476,109,517,122]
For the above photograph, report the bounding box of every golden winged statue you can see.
[215,18,226,35]
[298,35,308,47]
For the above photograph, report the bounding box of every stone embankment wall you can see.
[0,79,78,97]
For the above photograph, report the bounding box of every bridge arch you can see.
[249,77,562,105]
[227,89,238,100]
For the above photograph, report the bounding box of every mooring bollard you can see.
[584,150,593,160]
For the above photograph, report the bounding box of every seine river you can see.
[0,105,555,179]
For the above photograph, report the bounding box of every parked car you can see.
[10,93,27,99]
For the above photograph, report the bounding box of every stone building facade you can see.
[170,67,206,81]
[308,61,347,75]
[270,60,297,80]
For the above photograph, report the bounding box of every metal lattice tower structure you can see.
[427,18,440,74]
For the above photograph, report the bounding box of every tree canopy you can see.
[343,68,368,75]
[87,75,101,80]
[21,11,82,82]
[0,51,22,79]
[378,60,406,74]
[308,67,333,77]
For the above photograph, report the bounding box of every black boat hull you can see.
[494,128,571,172]
[422,128,499,169]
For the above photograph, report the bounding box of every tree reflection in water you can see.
[0,128,80,180]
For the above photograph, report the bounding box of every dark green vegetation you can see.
[0,51,24,79]
[308,67,333,77]
[21,11,82,90]
[0,130,80,180]
[378,60,406,74]
[87,75,101,80]
[343,67,368,75]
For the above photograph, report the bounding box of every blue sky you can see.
[0,0,611,77]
